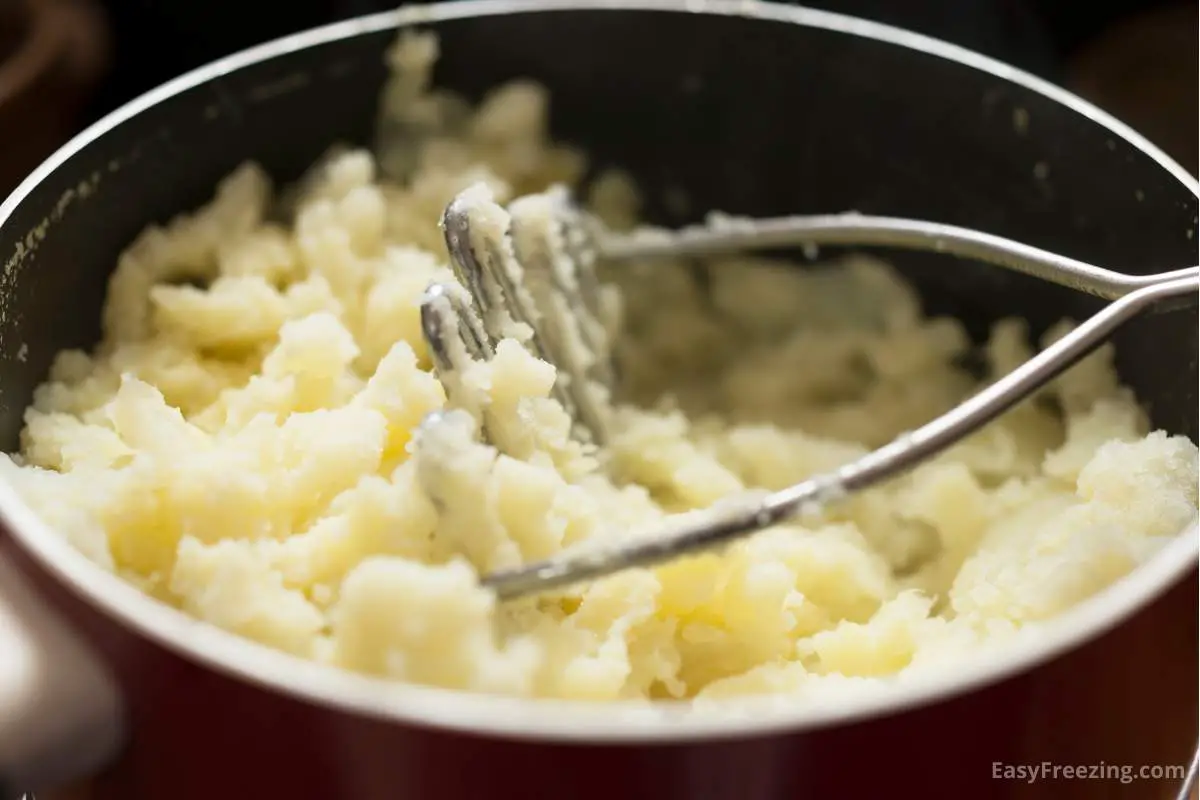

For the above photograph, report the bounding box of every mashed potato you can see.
[2,31,1196,701]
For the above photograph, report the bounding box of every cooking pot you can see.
[0,2,1196,798]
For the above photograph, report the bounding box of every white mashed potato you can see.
[3,31,1196,702]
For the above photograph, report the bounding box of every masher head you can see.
[419,183,618,449]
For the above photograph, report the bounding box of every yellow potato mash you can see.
[3,31,1196,701]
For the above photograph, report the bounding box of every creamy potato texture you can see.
[4,31,1197,701]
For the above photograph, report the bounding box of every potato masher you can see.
[417,182,1199,601]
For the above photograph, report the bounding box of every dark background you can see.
[1,0,1197,199]
[83,0,1200,175]
[83,0,1184,111]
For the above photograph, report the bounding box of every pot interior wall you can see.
[0,7,1195,453]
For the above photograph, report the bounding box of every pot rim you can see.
[0,0,1196,743]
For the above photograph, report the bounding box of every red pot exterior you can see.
[6,529,1195,800]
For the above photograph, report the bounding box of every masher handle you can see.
[603,212,1195,302]
[482,269,1199,600]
